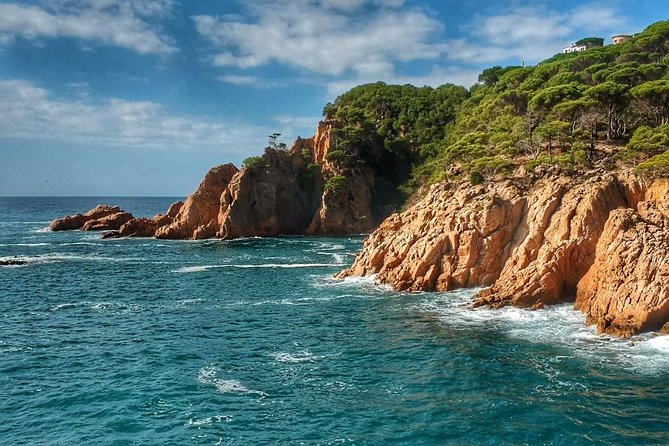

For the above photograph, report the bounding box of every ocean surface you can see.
[1,197,668,446]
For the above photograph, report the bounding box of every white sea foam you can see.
[198,365,267,396]
[50,302,83,311]
[173,263,344,273]
[0,242,51,247]
[0,254,56,266]
[176,266,210,273]
[223,294,347,308]
[175,298,205,306]
[412,290,669,374]
[313,274,394,293]
[313,250,348,262]
[90,301,141,314]
[0,253,144,265]
[644,335,669,353]
[49,300,140,314]
[271,351,323,363]
[61,242,101,246]
[185,415,231,427]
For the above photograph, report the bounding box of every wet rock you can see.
[0,259,27,266]
[50,205,127,231]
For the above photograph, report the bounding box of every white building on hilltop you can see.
[563,43,588,53]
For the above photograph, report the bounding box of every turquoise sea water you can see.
[1,197,668,445]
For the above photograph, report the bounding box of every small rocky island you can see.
[52,20,669,338]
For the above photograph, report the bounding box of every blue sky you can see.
[0,0,665,196]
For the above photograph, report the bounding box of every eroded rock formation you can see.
[339,171,669,337]
[575,208,669,337]
[575,179,669,337]
[51,120,403,240]
[307,168,374,235]
[217,145,321,238]
[50,205,132,232]
[156,164,239,239]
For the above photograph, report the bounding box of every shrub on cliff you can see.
[324,175,347,192]
[636,150,669,177]
[466,156,514,182]
[627,124,669,154]
[243,156,267,170]
[325,149,347,163]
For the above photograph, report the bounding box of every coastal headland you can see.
[51,20,669,337]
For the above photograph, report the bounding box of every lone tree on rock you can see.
[268,133,287,150]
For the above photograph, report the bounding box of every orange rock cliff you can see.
[338,172,669,337]
[51,121,389,239]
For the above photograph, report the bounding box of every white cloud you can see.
[193,0,444,77]
[569,4,627,30]
[194,0,628,95]
[218,74,287,89]
[0,0,175,54]
[0,79,267,153]
[273,114,321,130]
[219,75,261,86]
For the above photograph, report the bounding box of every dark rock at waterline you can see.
[0,259,27,266]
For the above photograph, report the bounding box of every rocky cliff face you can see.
[51,120,397,240]
[156,164,239,240]
[339,171,669,337]
[307,168,374,235]
[575,179,669,337]
[217,144,321,238]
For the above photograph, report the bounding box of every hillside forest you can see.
[319,20,669,198]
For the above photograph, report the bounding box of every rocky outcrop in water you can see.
[52,120,408,240]
[0,259,27,266]
[307,168,374,235]
[50,205,132,232]
[339,171,669,337]
[217,144,322,238]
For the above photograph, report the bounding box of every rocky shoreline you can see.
[50,124,669,339]
[338,170,669,338]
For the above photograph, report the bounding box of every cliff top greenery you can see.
[323,19,669,195]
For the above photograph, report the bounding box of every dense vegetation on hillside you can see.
[321,83,468,211]
[323,20,669,195]
[322,83,469,189]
